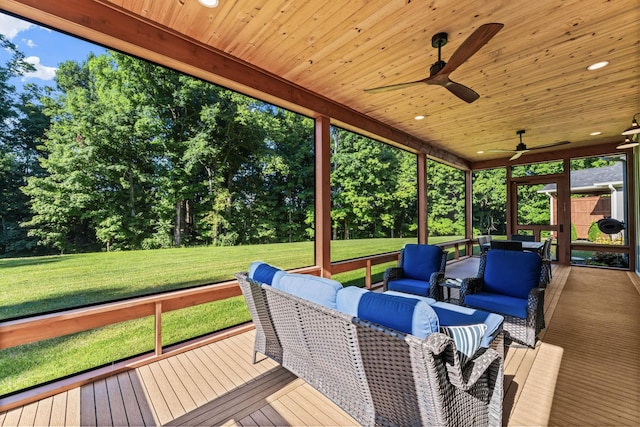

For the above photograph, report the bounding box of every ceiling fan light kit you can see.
[617,136,640,150]
[621,113,640,136]
[364,23,504,103]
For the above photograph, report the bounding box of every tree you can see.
[472,168,507,236]
[427,160,466,237]
[330,128,416,240]
[0,35,45,255]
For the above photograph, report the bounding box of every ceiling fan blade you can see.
[440,23,504,75]
[364,78,428,94]
[510,151,526,161]
[440,78,480,103]
[487,148,516,153]
[528,140,571,150]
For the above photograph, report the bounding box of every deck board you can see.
[2,261,639,426]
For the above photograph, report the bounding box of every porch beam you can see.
[315,116,332,277]
[417,153,427,244]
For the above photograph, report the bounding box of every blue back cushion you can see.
[277,273,343,309]
[402,244,444,281]
[484,249,542,299]
[336,286,369,316]
[357,292,439,339]
[248,261,285,287]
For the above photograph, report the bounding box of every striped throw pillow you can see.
[440,323,487,366]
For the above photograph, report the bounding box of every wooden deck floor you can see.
[2,261,639,426]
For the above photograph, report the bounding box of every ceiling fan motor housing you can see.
[430,60,446,76]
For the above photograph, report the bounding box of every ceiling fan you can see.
[488,130,571,161]
[364,23,504,103]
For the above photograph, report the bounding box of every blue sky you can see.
[0,12,106,89]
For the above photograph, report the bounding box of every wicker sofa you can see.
[236,267,504,427]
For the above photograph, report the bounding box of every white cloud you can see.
[24,38,36,48]
[22,56,57,81]
[0,14,33,40]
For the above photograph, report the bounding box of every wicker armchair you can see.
[460,249,545,347]
[540,238,553,286]
[383,244,448,299]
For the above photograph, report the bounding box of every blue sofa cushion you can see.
[248,261,285,287]
[464,292,529,319]
[277,273,343,309]
[387,277,432,296]
[383,291,436,305]
[357,292,439,339]
[336,286,369,316]
[431,301,503,348]
[402,244,443,281]
[440,324,487,366]
[483,249,542,299]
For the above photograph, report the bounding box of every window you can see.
[427,159,466,245]
[569,155,629,268]
[0,12,315,395]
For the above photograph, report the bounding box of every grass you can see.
[0,236,461,395]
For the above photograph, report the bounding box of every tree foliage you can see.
[427,160,465,237]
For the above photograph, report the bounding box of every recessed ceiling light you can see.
[414,115,425,120]
[590,131,602,136]
[198,0,219,7]
[587,61,609,71]
[477,150,484,154]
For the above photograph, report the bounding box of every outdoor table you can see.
[440,278,462,304]
[481,240,544,254]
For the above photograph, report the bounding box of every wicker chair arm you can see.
[459,277,483,304]
[424,333,503,391]
[528,287,545,311]
[428,271,446,299]
[382,267,403,291]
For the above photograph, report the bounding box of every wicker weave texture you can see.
[235,272,283,363]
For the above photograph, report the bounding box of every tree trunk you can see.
[174,200,183,246]
[128,167,135,216]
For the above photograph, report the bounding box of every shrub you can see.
[587,222,601,242]
[570,223,578,241]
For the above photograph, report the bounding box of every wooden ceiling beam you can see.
[471,141,624,170]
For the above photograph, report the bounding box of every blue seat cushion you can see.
[402,244,443,281]
[483,249,542,299]
[464,292,529,319]
[387,277,432,296]
[357,292,439,339]
[336,286,369,316]
[248,261,285,287]
[277,273,343,309]
[430,301,503,348]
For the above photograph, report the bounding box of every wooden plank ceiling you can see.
[3,0,639,166]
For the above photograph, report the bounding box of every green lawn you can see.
[0,236,464,396]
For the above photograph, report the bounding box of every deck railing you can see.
[0,240,472,410]
[1,240,472,352]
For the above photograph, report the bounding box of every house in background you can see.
[539,162,625,241]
